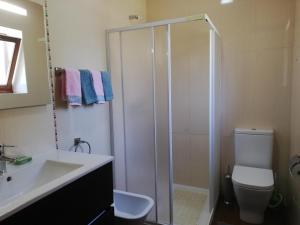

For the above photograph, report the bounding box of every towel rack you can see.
[54,67,65,75]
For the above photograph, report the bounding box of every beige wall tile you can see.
[47,0,147,155]
[147,0,295,196]
[170,22,210,188]
[291,46,300,155]
[173,134,191,185]
[294,1,300,47]
[290,1,300,224]
[254,0,295,49]
[190,134,209,188]
[173,134,209,189]
[0,1,147,156]
[0,105,55,154]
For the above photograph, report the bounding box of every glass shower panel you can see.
[209,30,222,212]
[108,16,221,225]
[171,21,210,225]
[108,32,127,191]
[171,21,210,186]
[154,26,171,225]
[121,28,156,221]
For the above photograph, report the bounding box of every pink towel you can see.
[90,70,105,104]
[61,68,82,106]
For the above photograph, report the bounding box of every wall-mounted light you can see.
[0,1,27,16]
[220,0,234,4]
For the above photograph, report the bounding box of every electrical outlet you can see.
[74,138,81,146]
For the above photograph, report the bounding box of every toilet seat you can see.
[232,165,274,190]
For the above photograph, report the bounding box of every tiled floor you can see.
[173,188,207,225]
[211,199,289,225]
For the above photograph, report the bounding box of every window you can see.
[0,34,21,93]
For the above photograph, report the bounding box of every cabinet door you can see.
[90,208,115,225]
[1,163,113,225]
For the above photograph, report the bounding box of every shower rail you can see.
[106,14,219,35]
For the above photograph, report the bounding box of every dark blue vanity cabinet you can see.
[1,162,114,225]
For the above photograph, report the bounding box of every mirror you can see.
[0,0,50,109]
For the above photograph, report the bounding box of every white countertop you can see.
[0,150,113,221]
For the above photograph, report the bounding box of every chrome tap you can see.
[0,144,16,175]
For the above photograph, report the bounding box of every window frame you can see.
[0,34,21,93]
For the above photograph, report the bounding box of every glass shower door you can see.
[170,20,210,225]
[121,28,156,221]
[154,26,171,225]
[209,29,222,213]
[109,26,171,224]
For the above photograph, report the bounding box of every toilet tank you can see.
[234,128,274,169]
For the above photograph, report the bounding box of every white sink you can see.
[0,160,82,207]
[0,150,113,221]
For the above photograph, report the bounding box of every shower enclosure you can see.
[106,14,221,225]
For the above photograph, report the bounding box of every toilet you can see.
[113,190,154,225]
[232,128,274,224]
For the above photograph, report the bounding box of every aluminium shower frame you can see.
[106,14,220,225]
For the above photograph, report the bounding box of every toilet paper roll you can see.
[290,160,300,177]
[289,155,300,168]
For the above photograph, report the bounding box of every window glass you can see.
[0,26,26,93]
[0,40,15,85]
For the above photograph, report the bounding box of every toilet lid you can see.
[232,165,274,190]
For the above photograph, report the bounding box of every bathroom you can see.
[0,0,299,225]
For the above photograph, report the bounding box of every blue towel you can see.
[101,71,113,101]
[79,70,98,105]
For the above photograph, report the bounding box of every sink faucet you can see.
[0,144,16,175]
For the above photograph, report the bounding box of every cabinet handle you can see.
[88,210,106,225]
